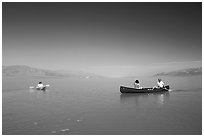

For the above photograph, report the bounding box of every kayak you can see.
[29,84,50,91]
[36,86,46,90]
[120,85,170,93]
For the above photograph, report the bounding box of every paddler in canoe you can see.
[157,78,165,88]
[153,78,169,90]
[134,80,142,89]
[36,82,46,90]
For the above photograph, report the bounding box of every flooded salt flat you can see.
[2,76,202,135]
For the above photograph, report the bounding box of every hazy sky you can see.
[2,2,202,77]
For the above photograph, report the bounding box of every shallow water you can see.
[2,76,202,135]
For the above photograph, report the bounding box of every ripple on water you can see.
[51,131,56,134]
[60,128,70,132]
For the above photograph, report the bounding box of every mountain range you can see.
[154,67,202,77]
[2,65,101,78]
[2,65,202,78]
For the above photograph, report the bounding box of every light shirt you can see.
[157,81,164,88]
[37,83,44,88]
[134,83,142,89]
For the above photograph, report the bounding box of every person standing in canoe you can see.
[134,80,142,89]
[157,78,164,88]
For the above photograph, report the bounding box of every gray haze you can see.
[2,2,202,77]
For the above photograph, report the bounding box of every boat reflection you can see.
[120,92,170,105]
[28,88,50,100]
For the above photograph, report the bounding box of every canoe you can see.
[120,85,169,93]
[29,85,49,91]
[120,92,170,104]
[36,86,46,90]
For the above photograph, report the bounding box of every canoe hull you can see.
[36,87,46,90]
[120,86,169,93]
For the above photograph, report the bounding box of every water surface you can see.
[2,76,202,135]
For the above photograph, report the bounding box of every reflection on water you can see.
[120,92,170,105]
[29,88,49,93]
[28,89,51,101]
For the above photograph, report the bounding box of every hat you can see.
[135,80,139,83]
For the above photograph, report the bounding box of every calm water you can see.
[2,76,202,135]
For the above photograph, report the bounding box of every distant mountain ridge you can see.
[154,67,202,77]
[3,65,202,78]
[2,65,102,78]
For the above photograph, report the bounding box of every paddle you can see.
[29,84,50,89]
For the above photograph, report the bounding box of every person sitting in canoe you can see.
[157,78,164,88]
[36,82,45,89]
[134,80,142,89]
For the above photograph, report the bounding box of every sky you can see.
[2,2,202,77]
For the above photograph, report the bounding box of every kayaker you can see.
[37,82,44,89]
[157,78,164,88]
[134,80,142,89]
